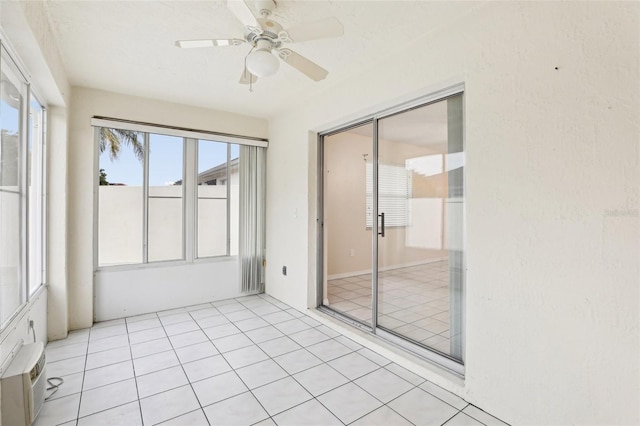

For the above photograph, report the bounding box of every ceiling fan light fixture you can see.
[246,49,279,77]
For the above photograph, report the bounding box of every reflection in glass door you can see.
[377,95,464,361]
[322,123,374,326]
[320,89,464,366]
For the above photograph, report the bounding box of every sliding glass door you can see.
[322,122,374,326]
[376,94,464,360]
[320,90,465,366]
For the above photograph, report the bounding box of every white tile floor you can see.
[36,294,507,426]
[327,261,456,355]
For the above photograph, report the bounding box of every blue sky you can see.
[99,133,239,186]
[1,100,19,134]
[2,96,45,145]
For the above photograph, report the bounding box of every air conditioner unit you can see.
[1,342,46,426]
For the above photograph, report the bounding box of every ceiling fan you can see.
[175,0,344,85]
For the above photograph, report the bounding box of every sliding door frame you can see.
[317,83,466,375]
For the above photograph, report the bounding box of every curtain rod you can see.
[91,116,268,148]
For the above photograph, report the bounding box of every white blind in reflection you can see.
[365,162,412,228]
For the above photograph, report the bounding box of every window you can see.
[28,94,46,295]
[197,140,230,258]
[0,44,47,329]
[0,48,25,328]
[97,129,245,267]
[148,135,184,262]
[98,129,144,266]
[365,162,412,228]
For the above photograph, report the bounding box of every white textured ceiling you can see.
[44,1,476,119]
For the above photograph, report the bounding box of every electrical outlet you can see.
[282,265,287,276]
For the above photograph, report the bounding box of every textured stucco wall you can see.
[265,2,639,424]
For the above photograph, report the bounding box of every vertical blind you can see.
[239,145,266,293]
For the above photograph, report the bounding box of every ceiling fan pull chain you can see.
[245,46,255,92]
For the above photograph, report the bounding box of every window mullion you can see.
[20,82,29,305]
[185,138,197,262]
[41,108,47,286]
[142,133,149,263]
[226,144,231,256]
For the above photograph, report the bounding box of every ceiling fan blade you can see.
[239,66,258,85]
[226,0,260,30]
[175,39,244,48]
[284,17,344,43]
[279,49,328,81]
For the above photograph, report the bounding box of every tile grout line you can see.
[215,296,295,423]
[147,302,216,426]
[61,316,151,425]
[260,302,465,425]
[125,312,148,426]
[132,304,213,425]
[184,296,312,423]
[200,297,333,422]
[73,327,94,425]
[216,299,378,423]
[150,298,294,423]
[47,293,476,426]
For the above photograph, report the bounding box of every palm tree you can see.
[99,168,109,185]
[99,128,144,161]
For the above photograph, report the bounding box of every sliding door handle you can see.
[378,212,385,237]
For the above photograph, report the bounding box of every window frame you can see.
[0,41,48,332]
[195,140,233,259]
[94,119,267,271]
[28,92,47,297]
[145,133,187,263]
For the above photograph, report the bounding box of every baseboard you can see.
[327,257,448,280]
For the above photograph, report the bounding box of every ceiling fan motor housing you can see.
[254,0,276,17]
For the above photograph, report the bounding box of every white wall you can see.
[0,291,48,368]
[0,290,48,373]
[94,259,241,321]
[46,106,69,341]
[68,87,268,328]
[265,2,639,425]
[94,181,246,322]
[99,183,238,265]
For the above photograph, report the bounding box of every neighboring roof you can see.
[174,157,239,186]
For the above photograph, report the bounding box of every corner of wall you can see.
[47,106,70,340]
[306,130,319,309]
